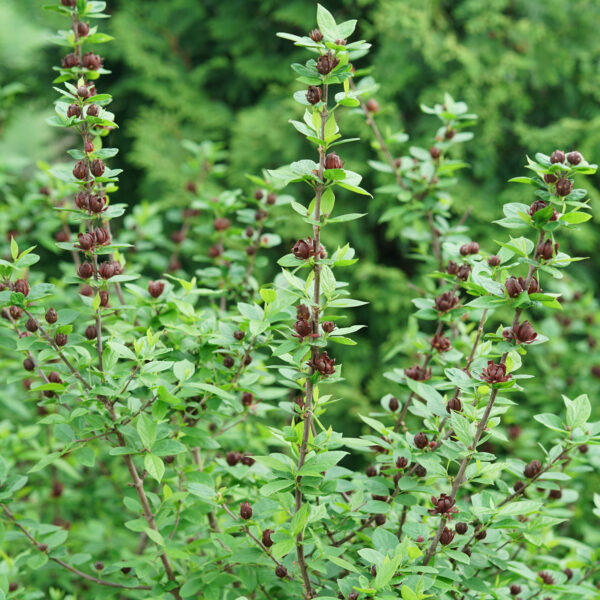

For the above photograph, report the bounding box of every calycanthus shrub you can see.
[0,3,598,600]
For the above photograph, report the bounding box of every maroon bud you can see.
[82,52,103,70]
[243,354,252,366]
[85,325,97,340]
[297,304,310,320]
[262,529,274,548]
[536,239,558,261]
[9,306,23,320]
[511,320,537,344]
[76,232,95,251]
[549,488,562,500]
[76,22,90,37]
[431,333,451,353]
[370,565,377,577]
[366,99,380,113]
[440,526,455,546]
[513,480,525,493]
[435,291,459,313]
[446,396,462,412]
[510,584,521,595]
[86,103,100,117]
[475,529,487,540]
[480,360,512,384]
[538,571,554,585]
[366,465,377,477]
[306,85,322,105]
[54,333,68,347]
[254,209,268,221]
[456,264,471,281]
[414,432,428,449]
[416,536,425,543]
[294,319,312,341]
[61,53,79,68]
[214,217,230,231]
[94,561,104,571]
[505,276,523,298]
[90,159,105,177]
[524,459,542,479]
[550,149,565,163]
[25,317,38,333]
[310,29,324,42]
[316,51,339,75]
[148,280,165,298]
[460,241,480,256]
[67,103,82,118]
[404,364,431,381]
[508,425,521,440]
[77,85,90,99]
[93,227,111,246]
[14,279,30,297]
[266,192,277,205]
[374,514,386,526]
[45,307,58,324]
[73,160,89,180]
[309,351,335,376]
[555,177,572,197]
[445,128,455,139]
[455,522,468,535]
[488,255,501,267]
[396,456,408,469]
[226,451,242,466]
[242,392,254,406]
[241,455,255,466]
[254,190,264,201]
[324,152,343,170]
[99,290,109,307]
[430,146,441,159]
[234,330,245,341]
[77,262,94,279]
[55,230,69,243]
[544,173,558,184]
[208,244,222,258]
[8,582,18,593]
[579,444,589,454]
[292,238,313,260]
[23,358,35,372]
[321,321,335,333]
[564,568,573,580]
[389,396,399,412]
[240,501,253,520]
[98,261,116,279]
[223,356,234,369]
[429,493,457,516]
[275,564,288,579]
[74,191,89,210]
[566,151,582,165]
[446,261,459,275]
[61,0,77,5]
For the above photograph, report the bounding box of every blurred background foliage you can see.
[2,0,600,525]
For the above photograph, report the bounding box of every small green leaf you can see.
[144,454,165,483]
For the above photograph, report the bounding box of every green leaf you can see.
[291,503,310,535]
[144,454,165,483]
[565,394,591,429]
[316,4,339,41]
[272,537,295,559]
[298,451,347,476]
[137,413,157,449]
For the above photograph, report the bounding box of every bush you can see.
[0,3,598,599]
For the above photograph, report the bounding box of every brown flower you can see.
[309,351,335,376]
[292,238,313,260]
[480,360,511,384]
[429,493,458,516]
[404,364,432,381]
[240,501,252,520]
[524,459,542,479]
[435,292,459,313]
[148,281,165,298]
[306,85,322,105]
[316,51,339,75]
[440,526,456,546]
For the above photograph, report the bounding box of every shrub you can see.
[0,3,598,600]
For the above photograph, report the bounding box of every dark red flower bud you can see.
[524,459,542,479]
[324,151,343,170]
[309,351,335,376]
[508,425,522,440]
[555,177,572,197]
[25,317,38,333]
[475,529,487,540]
[208,244,222,258]
[440,526,455,546]
[254,208,268,221]
[256,528,274,550]
[513,480,525,493]
[77,85,90,99]
[566,151,582,165]
[389,396,399,411]
[404,364,432,381]
[82,52,103,70]
[61,53,79,68]
[306,85,322,105]
[275,564,288,579]
[481,360,512,384]
[23,358,35,371]
[73,160,88,180]
[77,22,90,37]
[414,464,427,477]
[99,290,109,307]
[430,146,441,159]
[45,307,58,324]
[310,28,323,42]
[510,584,521,595]
[267,192,277,205]
[564,568,573,580]
[550,150,565,164]
[292,238,313,260]
[86,103,100,117]
[455,522,468,535]
[55,230,69,243]
[429,493,457,516]
[446,261,459,275]
[214,217,230,231]
[431,333,451,352]
[223,356,234,369]
[9,306,22,320]
[226,451,242,466]
[90,159,105,177]
[549,488,562,500]
[241,455,255,466]
[48,371,62,384]
[76,233,95,251]
[242,392,254,407]
[77,262,93,279]
[536,239,558,260]
[94,561,104,571]
[456,264,471,281]
[8,582,18,592]
[61,0,77,5]
[375,514,386,526]
[321,321,335,333]
[54,333,68,347]
[316,51,339,75]
[98,261,116,279]
[488,255,501,267]
[294,318,312,340]
[88,194,107,213]
[74,191,88,210]
[414,432,428,449]
[233,330,245,341]
[365,465,378,478]
[446,396,462,412]
[14,279,30,296]
[243,354,252,366]
[67,103,82,118]
[505,276,523,298]
[511,320,538,344]
[297,304,310,320]
[445,128,455,139]
[538,571,554,585]
[366,98,379,113]
[240,501,252,520]
[93,228,111,246]
[148,280,165,298]
[435,292,459,313]
[579,444,589,454]
[85,325,97,340]
[460,242,480,256]
[529,199,548,215]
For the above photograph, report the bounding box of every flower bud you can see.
[76,233,95,251]
[77,85,90,99]
[86,103,100,117]
[555,177,572,197]
[262,529,274,548]
[82,52,103,70]
[25,317,38,333]
[85,325,97,340]
[434,291,458,313]
[223,356,234,368]
[94,561,104,571]
[214,217,230,231]
[414,432,428,449]
[226,451,242,466]
[325,152,343,170]
[45,307,58,324]
[14,279,30,296]
[566,151,582,165]
[88,194,106,213]
[48,371,62,384]
[505,276,523,298]
[8,582,18,592]
[93,228,110,246]
[322,321,335,333]
[77,262,94,279]
[297,304,310,320]
[73,160,89,180]
[538,571,554,585]
[564,568,573,580]
[511,320,537,344]
[306,85,322,105]
[366,465,377,477]
[233,330,245,341]
[294,318,312,340]
[456,264,471,281]
[481,360,512,384]
[77,22,90,37]
[455,522,468,535]
[98,261,116,279]
[524,459,542,479]
[90,159,105,177]
[242,392,254,406]
[61,0,77,5]
[309,29,323,42]
[550,149,565,164]
[240,501,252,520]
[23,358,35,371]
[316,51,339,75]
[309,351,336,376]
[446,396,462,412]
[67,103,82,118]
[414,464,427,477]
[475,529,487,540]
[148,280,165,298]
[488,255,501,267]
[440,526,455,546]
[536,239,558,261]
[366,98,379,113]
[430,146,441,159]
[292,238,313,260]
[549,488,562,499]
[61,53,79,68]
[375,514,386,526]
[460,241,479,256]
[54,333,68,347]
[266,192,277,205]
[544,173,557,184]
[8,306,22,320]
[510,584,521,595]
[445,128,455,139]
[389,396,399,411]
[404,364,432,381]
[446,261,459,275]
[275,564,288,579]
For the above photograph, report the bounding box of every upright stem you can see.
[294,83,329,600]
